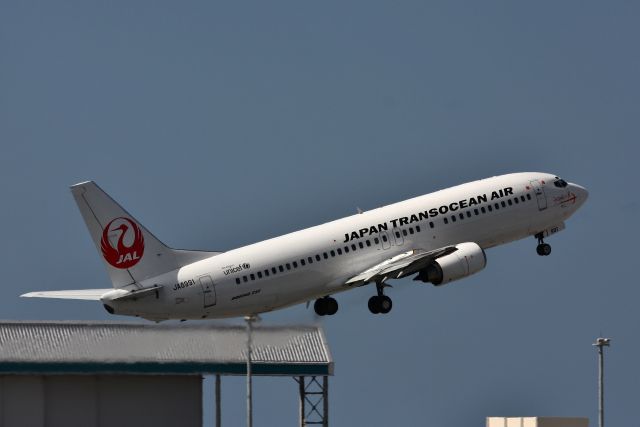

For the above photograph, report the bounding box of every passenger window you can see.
[402,229,407,236]
[351,244,357,250]
[382,235,388,242]
[429,222,434,229]
[374,237,380,244]
[416,225,421,232]
[501,201,506,208]
[300,259,305,266]
[481,206,486,213]
[308,257,313,264]
[508,199,513,206]
[409,228,414,235]
[250,274,255,281]
[444,217,449,224]
[243,276,248,283]
[316,255,321,261]
[488,205,493,212]
[494,203,499,209]
[337,248,342,255]
[265,270,270,277]
[514,197,519,204]
[527,194,532,200]
[466,211,472,218]
[359,242,364,249]
[279,266,284,272]
[330,250,336,257]
[257,272,262,279]
[474,208,479,215]
[344,246,350,253]
[272,267,277,274]
[520,195,525,202]
[451,215,456,222]
[323,253,328,259]
[236,278,241,285]
[286,263,291,270]
[459,213,464,220]
[292,261,298,268]
[366,240,371,247]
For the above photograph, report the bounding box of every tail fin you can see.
[70,181,221,288]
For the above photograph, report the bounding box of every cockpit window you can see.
[554,178,568,188]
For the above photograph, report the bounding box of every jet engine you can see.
[414,242,486,286]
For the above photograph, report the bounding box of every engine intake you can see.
[414,242,486,286]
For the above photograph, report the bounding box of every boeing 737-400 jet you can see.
[22,172,587,321]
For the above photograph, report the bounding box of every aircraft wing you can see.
[20,289,111,300]
[345,246,458,285]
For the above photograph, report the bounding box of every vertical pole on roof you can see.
[245,315,256,427]
[299,376,305,426]
[215,374,221,427]
[322,376,328,427]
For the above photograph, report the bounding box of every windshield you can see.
[554,178,568,188]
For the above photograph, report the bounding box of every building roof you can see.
[0,321,333,376]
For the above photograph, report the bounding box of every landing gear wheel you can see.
[368,296,380,314]
[326,297,339,315]
[379,296,392,314]
[535,233,551,256]
[536,243,552,256]
[314,298,327,316]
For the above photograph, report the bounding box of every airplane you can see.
[22,172,588,321]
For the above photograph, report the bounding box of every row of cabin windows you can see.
[442,193,532,225]
[235,224,424,285]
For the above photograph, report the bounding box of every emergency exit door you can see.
[530,180,547,211]
[199,275,216,308]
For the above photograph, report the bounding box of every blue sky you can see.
[1,1,638,426]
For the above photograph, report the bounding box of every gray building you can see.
[0,321,333,427]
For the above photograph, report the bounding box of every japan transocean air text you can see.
[343,187,513,242]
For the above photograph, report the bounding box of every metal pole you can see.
[245,316,255,427]
[215,374,221,427]
[322,376,328,427]
[299,376,305,427]
[598,345,604,427]
[593,337,610,427]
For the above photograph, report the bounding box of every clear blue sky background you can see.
[1,1,638,426]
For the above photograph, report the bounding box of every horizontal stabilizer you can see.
[20,289,111,301]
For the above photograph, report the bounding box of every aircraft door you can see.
[380,231,391,250]
[199,275,216,308]
[530,180,547,211]
[392,228,404,246]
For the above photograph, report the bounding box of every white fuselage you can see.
[107,172,587,321]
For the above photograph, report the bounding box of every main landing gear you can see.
[314,296,338,316]
[368,282,392,314]
[535,233,552,256]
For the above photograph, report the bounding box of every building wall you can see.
[0,375,202,427]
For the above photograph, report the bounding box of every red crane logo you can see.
[100,217,145,269]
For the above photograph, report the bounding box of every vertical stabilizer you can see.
[70,181,219,288]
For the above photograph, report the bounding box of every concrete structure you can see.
[0,321,333,427]
[487,417,588,427]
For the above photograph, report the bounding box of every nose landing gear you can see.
[368,282,393,314]
[535,233,552,256]
[313,296,338,316]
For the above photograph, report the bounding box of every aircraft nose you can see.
[571,183,589,206]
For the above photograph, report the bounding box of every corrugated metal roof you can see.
[0,321,333,376]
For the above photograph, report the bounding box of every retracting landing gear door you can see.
[199,275,216,308]
[530,180,548,211]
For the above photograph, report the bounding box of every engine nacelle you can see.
[415,242,486,286]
